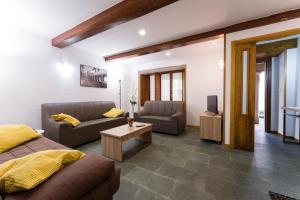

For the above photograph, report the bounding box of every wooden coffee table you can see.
[100,122,152,161]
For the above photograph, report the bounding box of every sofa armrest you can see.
[134,110,149,119]
[44,117,71,143]
[170,112,186,131]
[170,112,183,119]
[122,112,129,118]
[4,153,118,200]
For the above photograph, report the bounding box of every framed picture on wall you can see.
[80,64,107,88]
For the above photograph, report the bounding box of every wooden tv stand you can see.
[199,112,222,142]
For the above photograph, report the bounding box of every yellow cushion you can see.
[0,124,40,153]
[51,113,81,127]
[103,108,125,118]
[0,150,85,193]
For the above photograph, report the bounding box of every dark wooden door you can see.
[140,75,150,106]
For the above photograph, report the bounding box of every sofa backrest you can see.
[42,101,116,122]
[143,101,185,116]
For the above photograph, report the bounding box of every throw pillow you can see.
[52,113,81,127]
[103,108,125,118]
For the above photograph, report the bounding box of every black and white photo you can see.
[80,64,107,88]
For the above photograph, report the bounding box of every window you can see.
[172,72,183,101]
[140,68,185,105]
[150,75,155,100]
[242,50,249,115]
[161,73,171,101]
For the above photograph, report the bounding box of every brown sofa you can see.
[42,101,128,147]
[0,136,120,200]
[134,101,186,135]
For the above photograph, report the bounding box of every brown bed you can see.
[0,136,120,200]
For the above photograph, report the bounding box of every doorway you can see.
[255,63,265,127]
[230,28,300,151]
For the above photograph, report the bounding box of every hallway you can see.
[255,121,300,199]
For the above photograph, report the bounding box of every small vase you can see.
[127,117,134,127]
[131,104,135,118]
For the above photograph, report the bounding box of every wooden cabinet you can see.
[200,113,222,142]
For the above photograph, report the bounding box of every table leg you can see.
[101,135,123,161]
[136,130,152,143]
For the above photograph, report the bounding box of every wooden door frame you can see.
[230,28,300,150]
[256,57,272,133]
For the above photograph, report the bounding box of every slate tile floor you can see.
[76,126,300,200]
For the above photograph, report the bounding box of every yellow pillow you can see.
[103,108,125,118]
[52,113,81,127]
[0,150,85,193]
[0,124,40,153]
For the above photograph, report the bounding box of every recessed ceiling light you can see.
[138,29,146,36]
[165,52,171,56]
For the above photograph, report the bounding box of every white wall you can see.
[0,26,127,128]
[285,48,298,136]
[271,47,300,139]
[121,40,224,126]
[225,18,300,144]
[277,51,286,134]
[258,72,265,113]
[271,57,279,132]
[295,38,300,140]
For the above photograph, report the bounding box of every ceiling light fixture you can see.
[138,29,146,36]
[165,52,171,56]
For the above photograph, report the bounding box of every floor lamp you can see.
[119,79,122,109]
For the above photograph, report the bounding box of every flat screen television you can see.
[207,95,218,114]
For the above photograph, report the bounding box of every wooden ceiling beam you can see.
[104,8,300,62]
[105,34,224,61]
[52,0,178,48]
[256,38,297,59]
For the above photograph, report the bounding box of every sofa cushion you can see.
[0,137,66,165]
[143,101,184,117]
[75,118,124,129]
[61,117,126,146]
[138,115,178,134]
[0,125,41,153]
[140,115,171,121]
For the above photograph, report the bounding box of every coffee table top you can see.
[100,122,152,138]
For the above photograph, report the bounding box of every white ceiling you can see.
[0,0,122,38]
[113,38,224,66]
[1,0,300,59]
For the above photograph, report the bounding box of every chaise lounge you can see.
[0,136,120,200]
[42,101,128,147]
[134,101,186,135]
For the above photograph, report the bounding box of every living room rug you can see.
[269,191,299,200]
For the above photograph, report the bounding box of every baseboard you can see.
[268,130,279,134]
[187,125,200,128]
[284,136,300,142]
[222,144,231,148]
[270,131,299,141]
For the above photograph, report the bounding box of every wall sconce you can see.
[219,59,224,70]
[56,63,73,79]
